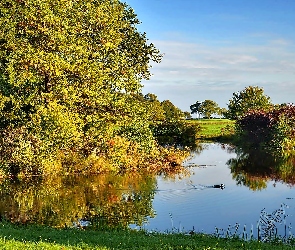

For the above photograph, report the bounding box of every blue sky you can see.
[125,0,295,112]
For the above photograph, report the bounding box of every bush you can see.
[150,121,200,147]
[236,104,295,151]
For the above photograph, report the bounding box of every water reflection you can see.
[228,146,295,190]
[0,173,157,228]
[0,143,295,233]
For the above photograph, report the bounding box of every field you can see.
[0,222,294,250]
[187,118,236,139]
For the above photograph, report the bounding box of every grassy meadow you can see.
[187,118,236,140]
[0,222,294,250]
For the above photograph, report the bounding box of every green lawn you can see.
[0,222,294,250]
[187,119,235,139]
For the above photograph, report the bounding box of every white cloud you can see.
[143,37,295,110]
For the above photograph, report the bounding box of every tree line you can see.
[190,85,295,151]
[0,0,293,179]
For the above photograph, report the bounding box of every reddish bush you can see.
[237,104,295,150]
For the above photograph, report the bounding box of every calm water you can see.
[137,143,295,237]
[0,142,295,239]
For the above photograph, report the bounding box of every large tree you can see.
[0,0,162,174]
[226,86,272,120]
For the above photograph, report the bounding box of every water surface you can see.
[0,142,294,239]
[140,143,295,237]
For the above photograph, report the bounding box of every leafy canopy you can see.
[190,100,220,118]
[161,100,185,122]
[199,99,220,118]
[0,0,162,175]
[226,86,272,120]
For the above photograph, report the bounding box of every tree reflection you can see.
[0,172,157,228]
[227,147,295,190]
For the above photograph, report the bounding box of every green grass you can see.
[187,119,235,140]
[0,222,294,249]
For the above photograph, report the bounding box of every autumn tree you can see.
[226,86,272,120]
[0,0,162,175]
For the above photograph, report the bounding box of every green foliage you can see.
[227,86,272,120]
[271,105,295,150]
[183,111,192,119]
[144,98,200,147]
[161,100,185,122]
[143,93,166,123]
[0,0,168,176]
[150,121,200,146]
[190,100,222,118]
[199,99,220,118]
[190,101,202,118]
[218,107,228,118]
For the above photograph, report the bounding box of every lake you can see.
[134,143,295,239]
[0,142,294,240]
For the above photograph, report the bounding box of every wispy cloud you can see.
[144,36,295,109]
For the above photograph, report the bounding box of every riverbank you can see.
[0,222,294,250]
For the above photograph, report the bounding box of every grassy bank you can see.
[0,223,294,250]
[187,119,235,140]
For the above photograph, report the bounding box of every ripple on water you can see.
[146,143,295,236]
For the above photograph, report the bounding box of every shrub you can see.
[236,104,295,151]
[150,121,200,147]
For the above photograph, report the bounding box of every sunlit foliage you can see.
[226,86,272,120]
[198,99,220,118]
[0,0,198,177]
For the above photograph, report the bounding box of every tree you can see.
[190,101,202,119]
[161,100,185,122]
[0,0,162,175]
[226,86,272,120]
[143,93,165,123]
[217,107,228,118]
[199,100,220,118]
[183,111,192,119]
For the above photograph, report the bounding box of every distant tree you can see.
[183,111,192,119]
[143,93,165,123]
[199,100,220,118]
[217,107,228,118]
[226,86,272,120]
[190,101,202,119]
[144,93,158,102]
[161,100,185,122]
